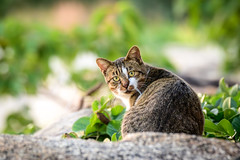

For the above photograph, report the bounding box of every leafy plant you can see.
[2,106,40,134]
[66,78,240,142]
[174,0,240,72]
[0,2,175,96]
[63,95,125,142]
[201,78,240,142]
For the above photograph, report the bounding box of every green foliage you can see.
[65,78,240,143]
[0,19,79,95]
[0,2,174,96]
[89,1,143,60]
[64,95,125,142]
[71,69,103,91]
[2,106,40,134]
[174,0,240,71]
[201,78,240,142]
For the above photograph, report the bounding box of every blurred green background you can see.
[0,0,239,134]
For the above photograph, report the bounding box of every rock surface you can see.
[0,132,240,160]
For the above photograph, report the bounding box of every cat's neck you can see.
[145,64,175,83]
[127,65,175,108]
[114,91,140,111]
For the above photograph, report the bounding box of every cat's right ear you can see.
[125,45,143,64]
[96,58,112,74]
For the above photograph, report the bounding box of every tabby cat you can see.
[96,46,204,137]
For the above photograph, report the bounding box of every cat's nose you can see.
[122,80,129,88]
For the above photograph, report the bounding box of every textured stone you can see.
[0,132,239,160]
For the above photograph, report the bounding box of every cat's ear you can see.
[96,58,112,73]
[125,45,143,64]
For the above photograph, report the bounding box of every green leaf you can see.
[111,105,124,116]
[100,96,107,106]
[210,108,218,115]
[90,114,102,126]
[68,132,78,138]
[62,132,78,139]
[224,108,237,120]
[111,133,117,142]
[112,108,126,120]
[200,94,206,103]
[222,97,231,110]
[230,99,238,108]
[214,98,222,107]
[232,116,240,133]
[204,119,220,133]
[219,77,229,93]
[99,96,111,111]
[72,117,90,132]
[222,97,238,110]
[204,119,235,137]
[217,119,235,137]
[92,100,99,112]
[106,120,121,137]
[216,111,225,122]
[100,102,108,111]
[204,104,215,110]
[85,124,98,135]
[118,135,122,141]
[209,95,222,107]
[230,84,239,97]
[97,124,107,133]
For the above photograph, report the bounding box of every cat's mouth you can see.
[119,85,135,94]
[122,88,136,94]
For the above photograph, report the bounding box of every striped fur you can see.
[96,46,204,137]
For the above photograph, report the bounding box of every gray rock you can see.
[34,108,92,138]
[0,132,239,160]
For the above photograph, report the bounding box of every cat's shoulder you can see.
[145,65,193,92]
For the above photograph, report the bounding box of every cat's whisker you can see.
[135,87,142,101]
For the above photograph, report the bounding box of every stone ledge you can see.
[0,132,239,160]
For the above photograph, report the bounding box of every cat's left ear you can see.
[125,45,143,64]
[96,58,112,74]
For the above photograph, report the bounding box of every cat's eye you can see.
[128,71,135,77]
[113,76,120,82]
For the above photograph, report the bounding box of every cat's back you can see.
[137,74,196,106]
[121,69,204,137]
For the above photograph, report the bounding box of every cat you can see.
[96,46,204,138]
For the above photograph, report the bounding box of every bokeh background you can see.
[0,0,239,134]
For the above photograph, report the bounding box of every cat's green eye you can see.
[128,71,135,77]
[113,76,120,82]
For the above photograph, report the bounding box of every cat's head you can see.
[96,46,148,97]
